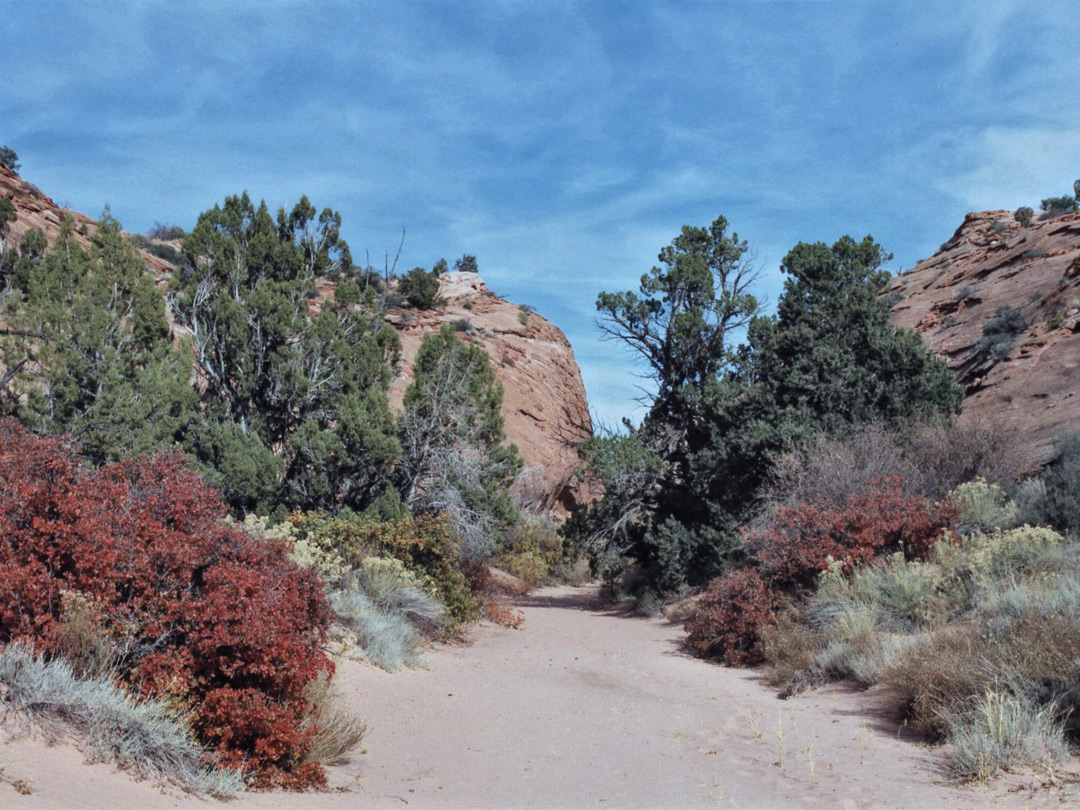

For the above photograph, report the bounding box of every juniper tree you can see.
[1,213,195,463]
[397,325,522,558]
[171,192,401,513]
[672,236,962,585]
[576,227,962,590]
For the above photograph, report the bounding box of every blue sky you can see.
[3,1,1079,427]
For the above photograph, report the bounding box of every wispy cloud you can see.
[3,1,1079,426]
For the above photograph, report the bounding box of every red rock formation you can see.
[888,209,1080,465]
[386,272,599,518]
[0,163,175,281]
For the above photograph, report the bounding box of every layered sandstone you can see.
[0,163,175,280]
[385,272,598,518]
[888,209,1080,465]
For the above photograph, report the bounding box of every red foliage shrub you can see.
[684,569,780,665]
[0,421,333,787]
[746,475,956,591]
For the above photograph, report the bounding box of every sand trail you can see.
[3,585,1076,809]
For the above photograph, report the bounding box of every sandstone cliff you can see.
[0,163,175,280]
[888,209,1080,465]
[384,272,598,518]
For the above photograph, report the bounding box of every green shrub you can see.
[351,515,484,626]
[1048,313,1065,331]
[815,554,944,632]
[946,690,1067,782]
[951,478,1019,534]
[147,222,185,241]
[937,527,1062,591]
[976,306,1027,362]
[1040,195,1078,216]
[145,241,183,264]
[759,497,1080,780]
[398,266,441,309]
[497,514,564,587]
[768,557,938,692]
[1031,433,1080,534]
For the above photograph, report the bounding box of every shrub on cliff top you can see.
[0,420,335,787]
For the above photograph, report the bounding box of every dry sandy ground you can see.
[3,585,1079,809]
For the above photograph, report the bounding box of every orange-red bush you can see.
[685,569,780,665]
[0,421,332,787]
[746,476,956,591]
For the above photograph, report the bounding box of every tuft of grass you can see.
[0,644,242,797]
[357,557,448,634]
[329,585,426,671]
[946,690,1067,782]
[299,675,367,767]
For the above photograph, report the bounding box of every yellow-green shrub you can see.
[496,514,563,587]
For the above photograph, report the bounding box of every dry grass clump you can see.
[329,584,428,671]
[0,643,242,797]
[762,511,1080,781]
[947,691,1068,781]
[299,674,367,766]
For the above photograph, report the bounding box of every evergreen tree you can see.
[453,254,478,273]
[744,235,961,437]
[397,265,441,309]
[575,216,759,588]
[0,146,19,175]
[575,227,963,591]
[596,215,759,441]
[676,235,962,584]
[171,192,401,513]
[1,214,195,463]
[397,325,522,557]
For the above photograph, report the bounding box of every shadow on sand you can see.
[511,586,930,746]
[513,585,644,616]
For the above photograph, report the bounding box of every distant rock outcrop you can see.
[888,209,1080,465]
[0,163,175,280]
[385,272,599,518]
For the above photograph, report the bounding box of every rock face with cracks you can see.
[385,272,599,518]
[888,209,1080,466]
